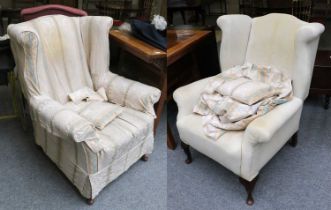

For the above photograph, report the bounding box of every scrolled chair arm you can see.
[173,76,214,121]
[244,97,303,145]
[102,72,161,118]
[29,95,98,143]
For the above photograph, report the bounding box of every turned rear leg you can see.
[239,176,259,206]
[87,198,95,205]
[141,154,149,161]
[181,141,192,164]
[289,132,298,147]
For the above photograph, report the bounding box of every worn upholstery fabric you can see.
[79,101,123,130]
[106,74,161,118]
[8,15,160,199]
[193,63,292,139]
[174,13,324,181]
[30,95,98,143]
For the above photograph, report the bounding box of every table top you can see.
[167,30,211,66]
[109,30,166,64]
[315,50,331,68]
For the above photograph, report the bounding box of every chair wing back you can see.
[217,15,252,71]
[245,14,305,77]
[79,16,113,91]
[8,15,113,103]
[218,13,324,100]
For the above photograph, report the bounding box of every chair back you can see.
[218,13,324,99]
[245,13,305,77]
[8,15,113,103]
[21,4,87,21]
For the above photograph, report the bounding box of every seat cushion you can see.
[177,114,243,176]
[65,101,154,170]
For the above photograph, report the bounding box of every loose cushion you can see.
[216,77,273,105]
[79,102,123,130]
[231,81,272,105]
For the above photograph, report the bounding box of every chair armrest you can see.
[244,97,303,145]
[106,73,161,118]
[29,95,97,143]
[173,76,214,121]
[241,97,303,180]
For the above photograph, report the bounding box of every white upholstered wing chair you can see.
[173,13,324,205]
[8,15,160,204]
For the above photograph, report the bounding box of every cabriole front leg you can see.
[239,176,259,206]
[87,198,95,205]
[181,141,192,164]
[141,154,149,161]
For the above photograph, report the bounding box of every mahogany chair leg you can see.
[141,154,149,161]
[289,132,298,147]
[239,176,259,206]
[181,141,192,164]
[87,198,95,205]
[167,124,177,150]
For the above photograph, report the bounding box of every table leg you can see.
[154,71,166,134]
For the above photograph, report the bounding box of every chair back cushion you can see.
[245,13,305,77]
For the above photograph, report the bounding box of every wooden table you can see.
[167,30,211,66]
[310,50,331,109]
[167,29,219,150]
[109,30,166,132]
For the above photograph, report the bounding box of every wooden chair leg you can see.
[289,132,298,147]
[181,141,192,164]
[239,176,259,206]
[167,124,177,150]
[141,154,149,161]
[87,198,95,205]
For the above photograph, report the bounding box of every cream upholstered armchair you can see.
[173,13,324,205]
[8,15,160,204]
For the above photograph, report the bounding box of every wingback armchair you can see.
[173,13,324,205]
[8,15,161,204]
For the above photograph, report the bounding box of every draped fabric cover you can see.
[8,15,160,199]
[193,63,293,139]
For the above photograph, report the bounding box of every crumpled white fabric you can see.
[194,63,293,139]
[68,87,124,129]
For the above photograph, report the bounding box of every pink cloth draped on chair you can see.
[21,4,87,21]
